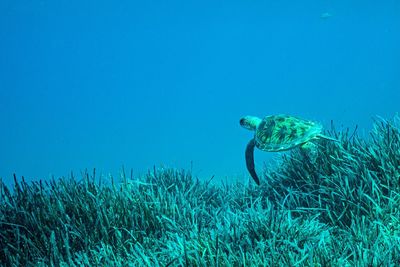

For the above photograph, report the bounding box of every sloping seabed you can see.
[1,116,400,266]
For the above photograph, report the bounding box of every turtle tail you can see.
[245,139,260,185]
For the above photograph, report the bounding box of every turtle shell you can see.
[255,114,322,152]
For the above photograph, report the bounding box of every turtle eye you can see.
[239,118,245,126]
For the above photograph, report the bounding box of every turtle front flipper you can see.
[245,139,260,185]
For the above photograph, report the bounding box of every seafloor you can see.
[1,117,400,266]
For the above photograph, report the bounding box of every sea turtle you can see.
[240,114,337,185]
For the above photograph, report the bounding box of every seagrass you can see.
[1,116,399,266]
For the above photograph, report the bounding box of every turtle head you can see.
[240,116,262,131]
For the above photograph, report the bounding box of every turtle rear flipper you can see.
[317,134,339,142]
[300,142,318,163]
[245,139,260,185]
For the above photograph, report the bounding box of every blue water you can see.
[1,1,399,185]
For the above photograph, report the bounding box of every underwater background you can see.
[1,1,400,266]
[1,0,399,185]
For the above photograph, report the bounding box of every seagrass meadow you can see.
[1,117,400,266]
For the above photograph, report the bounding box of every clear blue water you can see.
[1,0,399,185]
